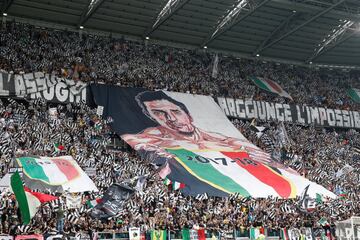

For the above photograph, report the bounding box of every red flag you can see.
[197,229,206,240]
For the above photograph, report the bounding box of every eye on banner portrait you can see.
[90,84,335,199]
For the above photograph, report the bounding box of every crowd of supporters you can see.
[1,21,360,110]
[0,21,359,237]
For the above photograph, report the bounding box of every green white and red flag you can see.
[172,181,185,190]
[10,171,58,224]
[16,156,98,193]
[347,88,360,103]
[163,178,172,186]
[250,76,293,100]
[86,198,102,208]
[53,143,65,152]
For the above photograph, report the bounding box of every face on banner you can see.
[144,99,195,134]
[91,86,336,198]
[123,90,260,153]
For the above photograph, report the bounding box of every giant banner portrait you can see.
[217,97,360,129]
[91,85,335,198]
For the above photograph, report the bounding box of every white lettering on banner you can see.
[0,73,10,96]
[227,98,237,117]
[14,72,58,96]
[235,99,246,118]
[217,97,360,129]
[24,72,37,93]
[335,109,343,127]
[342,110,351,128]
[305,106,311,124]
[217,97,229,116]
[349,111,355,128]
[266,102,276,120]
[34,72,47,91]
[257,101,267,120]
[30,81,87,103]
[327,109,336,127]
[7,72,87,103]
[245,100,256,119]
[41,85,55,101]
[318,108,327,125]
[296,105,305,124]
[283,104,292,122]
[56,82,69,102]
[14,74,26,96]
[310,107,320,125]
[354,111,360,128]
[275,103,284,121]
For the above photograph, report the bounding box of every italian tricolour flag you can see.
[86,198,102,208]
[10,171,58,224]
[16,156,98,193]
[250,76,293,100]
[53,143,65,152]
[172,181,185,190]
[347,88,360,103]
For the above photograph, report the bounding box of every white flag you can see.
[336,164,354,178]
[129,227,141,240]
[212,54,219,78]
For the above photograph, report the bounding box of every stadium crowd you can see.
[0,98,358,237]
[1,21,360,110]
[0,21,359,238]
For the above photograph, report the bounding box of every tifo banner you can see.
[16,156,98,193]
[217,97,360,129]
[0,71,87,103]
[90,85,335,198]
[91,184,134,220]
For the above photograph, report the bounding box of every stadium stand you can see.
[0,19,359,240]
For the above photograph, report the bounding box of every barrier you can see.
[1,226,337,240]
[95,232,130,240]
[0,235,13,240]
[45,235,63,240]
[15,235,43,240]
[95,229,279,240]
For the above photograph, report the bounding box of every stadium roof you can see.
[1,0,360,67]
